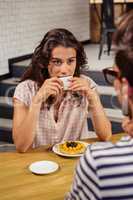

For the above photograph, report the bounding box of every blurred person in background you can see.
[66,10,133,200]
[13,28,111,152]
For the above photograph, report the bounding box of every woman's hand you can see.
[33,77,63,104]
[122,116,133,136]
[69,77,97,105]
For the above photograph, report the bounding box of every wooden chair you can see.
[98,0,116,59]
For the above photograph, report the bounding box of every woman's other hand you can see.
[33,77,63,104]
[69,77,97,105]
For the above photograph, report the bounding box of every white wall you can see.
[0,0,90,75]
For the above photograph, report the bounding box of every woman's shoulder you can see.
[80,74,97,89]
[13,79,38,105]
[16,79,37,90]
[14,79,38,96]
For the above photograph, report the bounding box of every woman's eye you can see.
[67,59,75,65]
[53,60,62,66]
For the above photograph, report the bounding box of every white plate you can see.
[52,141,89,157]
[29,160,59,175]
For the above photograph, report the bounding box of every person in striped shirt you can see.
[66,10,133,200]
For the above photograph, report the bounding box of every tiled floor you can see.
[84,44,114,71]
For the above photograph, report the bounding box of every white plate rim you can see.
[52,141,89,157]
[29,160,59,174]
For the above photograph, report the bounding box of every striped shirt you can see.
[13,75,97,147]
[66,135,133,200]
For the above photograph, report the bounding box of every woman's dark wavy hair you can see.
[113,10,133,87]
[21,28,87,87]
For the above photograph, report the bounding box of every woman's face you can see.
[48,46,77,77]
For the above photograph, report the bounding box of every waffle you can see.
[58,141,86,155]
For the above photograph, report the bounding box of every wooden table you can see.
[0,133,125,200]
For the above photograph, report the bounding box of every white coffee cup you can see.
[59,76,72,90]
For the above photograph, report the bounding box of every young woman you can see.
[13,28,111,152]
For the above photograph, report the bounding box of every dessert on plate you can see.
[58,141,86,155]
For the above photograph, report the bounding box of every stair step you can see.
[84,70,108,86]
[87,116,123,134]
[0,143,16,152]
[0,77,20,96]
[0,118,13,143]
[0,96,13,106]
[11,59,31,77]
[0,118,12,129]
[0,128,13,143]
[0,97,13,119]
[100,95,120,109]
[13,59,31,68]
[97,85,120,108]
[104,108,124,123]
[111,121,123,134]
[1,77,20,85]
[97,85,116,96]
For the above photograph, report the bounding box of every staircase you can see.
[0,59,31,143]
[0,47,124,144]
[0,78,17,143]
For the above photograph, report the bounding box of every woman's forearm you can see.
[88,92,112,141]
[91,102,112,141]
[13,100,42,152]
